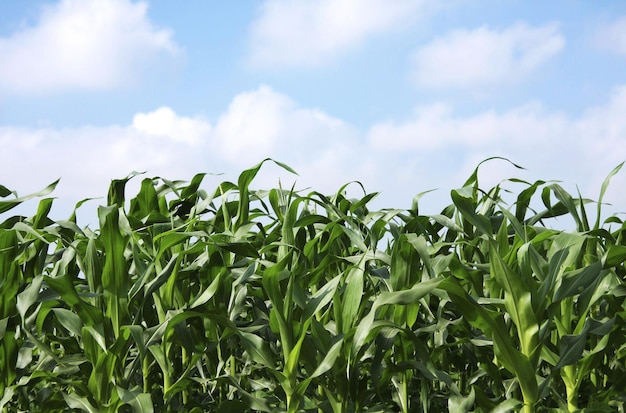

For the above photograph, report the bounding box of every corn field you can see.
[1,158,626,412]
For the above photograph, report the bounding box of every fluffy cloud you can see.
[410,23,565,88]
[247,0,431,68]
[0,0,181,96]
[132,107,211,145]
[212,85,357,167]
[594,16,626,56]
[0,107,209,222]
[3,86,626,224]
[210,85,366,193]
[0,88,361,219]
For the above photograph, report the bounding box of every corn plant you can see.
[0,158,625,412]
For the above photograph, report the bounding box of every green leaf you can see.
[52,308,83,337]
[235,159,297,228]
[88,351,118,406]
[451,187,493,236]
[0,184,12,198]
[117,386,154,413]
[302,275,340,321]
[310,337,344,379]
[603,244,626,268]
[490,242,540,362]
[0,387,14,409]
[284,322,309,386]
[374,276,442,307]
[107,171,144,207]
[553,261,603,302]
[239,331,276,368]
[44,274,103,326]
[491,398,523,413]
[16,275,43,323]
[189,272,222,309]
[63,392,99,413]
[594,162,623,230]
[340,264,365,334]
[448,387,475,412]
[100,206,131,338]
[555,318,615,369]
[0,179,59,214]
[353,277,441,353]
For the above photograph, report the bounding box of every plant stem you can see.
[563,365,578,412]
[182,346,188,405]
[143,356,150,393]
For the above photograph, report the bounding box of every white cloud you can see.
[212,85,359,179]
[410,22,565,88]
[132,107,211,145]
[367,87,626,212]
[248,0,431,68]
[594,16,626,56]
[575,86,626,170]
[3,86,626,226]
[368,102,570,151]
[0,107,210,223]
[0,0,181,96]
[0,88,362,220]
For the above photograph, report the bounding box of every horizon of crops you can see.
[1,158,625,412]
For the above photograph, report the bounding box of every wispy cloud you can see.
[367,86,626,208]
[247,0,431,69]
[410,22,565,89]
[0,0,181,96]
[368,102,570,151]
[594,16,626,56]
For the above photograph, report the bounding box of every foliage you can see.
[1,158,625,412]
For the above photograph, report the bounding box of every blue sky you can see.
[2,0,626,222]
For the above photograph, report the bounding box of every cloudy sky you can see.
[2,0,626,223]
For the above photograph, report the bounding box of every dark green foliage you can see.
[0,159,625,412]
